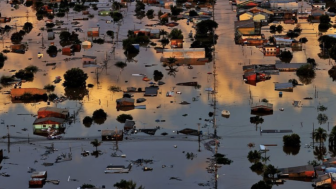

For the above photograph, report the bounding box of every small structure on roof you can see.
[37,107,69,119]
[101,130,123,141]
[278,165,315,178]
[87,27,99,37]
[274,83,293,92]
[144,86,159,97]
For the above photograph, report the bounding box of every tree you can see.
[165,57,179,77]
[0,53,8,69]
[286,30,299,38]
[160,38,169,49]
[44,84,55,92]
[250,162,264,174]
[25,65,38,73]
[117,114,133,123]
[189,10,198,17]
[317,113,328,125]
[299,37,308,43]
[247,150,261,163]
[314,127,327,147]
[276,25,283,32]
[90,139,102,152]
[196,20,218,35]
[328,66,336,81]
[314,146,327,161]
[23,22,33,33]
[153,70,164,81]
[111,12,123,22]
[283,133,301,147]
[296,64,316,85]
[135,1,145,12]
[170,5,182,16]
[146,9,154,19]
[329,45,336,62]
[288,78,298,86]
[214,153,233,165]
[10,32,23,44]
[168,28,183,39]
[47,45,58,57]
[115,61,127,70]
[269,25,276,33]
[307,58,317,67]
[251,180,272,189]
[63,68,88,88]
[92,109,107,125]
[320,14,331,24]
[250,116,264,131]
[59,31,71,41]
[106,30,114,40]
[83,116,93,127]
[263,164,278,179]
[114,179,144,189]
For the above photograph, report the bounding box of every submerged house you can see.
[87,27,99,37]
[251,102,273,115]
[62,47,74,56]
[263,45,280,56]
[116,97,135,111]
[33,117,66,136]
[82,40,92,49]
[275,61,308,71]
[82,55,98,68]
[37,107,69,119]
[274,83,293,92]
[48,31,55,40]
[278,165,315,178]
[10,44,26,54]
[124,119,135,131]
[101,130,123,141]
[10,88,47,102]
[144,86,159,97]
[171,39,183,48]
[161,48,207,65]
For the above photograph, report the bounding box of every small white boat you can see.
[221,110,230,118]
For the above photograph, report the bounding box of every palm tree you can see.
[114,179,144,189]
[90,139,102,152]
[314,127,327,147]
[314,146,327,161]
[160,37,169,50]
[165,57,178,77]
[250,116,264,131]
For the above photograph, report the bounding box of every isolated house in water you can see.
[251,102,273,115]
[82,55,98,68]
[101,130,123,141]
[278,165,315,178]
[124,120,135,131]
[87,27,99,38]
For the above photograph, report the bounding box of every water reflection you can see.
[283,146,300,156]
[314,146,327,161]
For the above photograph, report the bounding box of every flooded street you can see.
[0,0,336,188]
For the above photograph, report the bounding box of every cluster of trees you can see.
[122,30,150,60]
[83,109,108,127]
[269,25,283,33]
[59,31,80,46]
[319,15,331,31]
[0,53,8,69]
[296,64,316,85]
[278,50,293,63]
[14,65,38,82]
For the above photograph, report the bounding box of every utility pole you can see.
[115,126,119,151]
[198,123,201,152]
[7,125,10,153]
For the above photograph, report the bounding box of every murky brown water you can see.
[0,0,336,188]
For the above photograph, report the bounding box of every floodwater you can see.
[0,0,336,188]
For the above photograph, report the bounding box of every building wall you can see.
[38,111,67,119]
[237,28,255,35]
[163,50,205,59]
[34,123,62,130]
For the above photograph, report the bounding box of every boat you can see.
[136,98,146,103]
[142,77,151,81]
[176,82,198,86]
[180,101,190,105]
[221,110,230,118]
[279,108,284,111]
[303,97,313,100]
[158,81,165,85]
[104,163,132,173]
[46,63,56,66]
